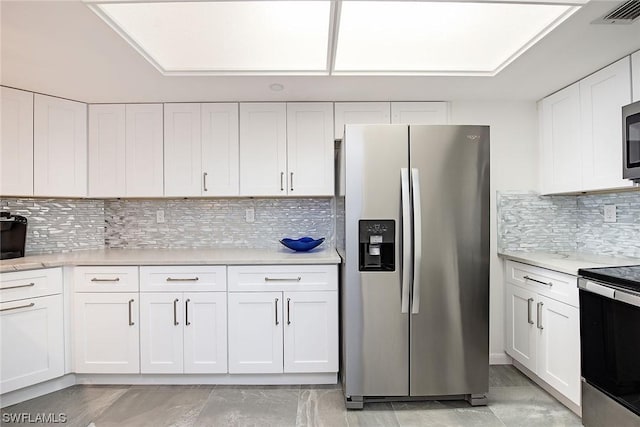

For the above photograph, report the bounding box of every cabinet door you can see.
[580,57,633,191]
[228,292,283,373]
[537,295,581,405]
[88,104,126,197]
[34,94,87,197]
[283,291,338,373]
[0,87,33,196]
[391,102,449,124]
[632,51,640,103]
[539,83,581,194]
[286,103,334,196]
[505,284,537,373]
[74,292,139,374]
[239,103,287,196]
[202,103,239,196]
[125,104,163,197]
[183,292,227,374]
[164,103,202,197]
[140,292,183,373]
[334,102,390,139]
[0,294,64,393]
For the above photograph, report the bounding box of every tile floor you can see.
[1,366,582,426]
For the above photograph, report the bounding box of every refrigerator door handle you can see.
[400,168,411,313]
[411,168,422,314]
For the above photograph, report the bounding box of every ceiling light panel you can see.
[95,1,332,74]
[334,1,577,75]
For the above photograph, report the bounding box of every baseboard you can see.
[1,374,76,408]
[490,352,512,365]
[76,373,338,386]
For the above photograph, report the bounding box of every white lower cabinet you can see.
[0,294,64,393]
[140,291,227,374]
[74,292,139,374]
[505,261,581,406]
[228,290,338,374]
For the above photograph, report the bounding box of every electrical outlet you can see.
[156,209,165,224]
[245,208,255,223]
[603,205,616,223]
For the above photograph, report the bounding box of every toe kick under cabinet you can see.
[504,260,581,408]
[227,265,338,375]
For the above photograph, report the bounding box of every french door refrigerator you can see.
[338,124,490,409]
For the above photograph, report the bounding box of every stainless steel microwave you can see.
[623,100,640,184]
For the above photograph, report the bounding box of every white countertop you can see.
[0,247,341,273]
[498,251,639,275]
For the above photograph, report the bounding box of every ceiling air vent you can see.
[593,0,640,24]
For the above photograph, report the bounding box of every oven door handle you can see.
[614,290,640,308]
[578,279,615,299]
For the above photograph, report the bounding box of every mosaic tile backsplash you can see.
[104,198,335,249]
[0,198,105,255]
[497,190,640,258]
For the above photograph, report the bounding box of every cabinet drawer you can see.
[228,265,337,292]
[0,268,62,303]
[140,266,227,292]
[74,266,139,292]
[506,260,578,307]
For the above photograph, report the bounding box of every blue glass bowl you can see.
[280,237,325,252]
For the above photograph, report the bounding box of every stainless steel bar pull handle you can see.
[400,168,411,314]
[290,172,294,192]
[1,282,35,291]
[91,278,120,282]
[0,302,35,312]
[280,172,284,191]
[411,168,423,314]
[287,298,291,325]
[537,302,544,330]
[524,275,552,287]
[203,172,208,192]
[527,298,534,325]
[128,299,135,326]
[264,277,301,282]
[166,277,199,282]
[173,298,179,326]
[185,299,191,326]
[275,298,280,325]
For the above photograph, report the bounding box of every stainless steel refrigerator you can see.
[337,124,490,409]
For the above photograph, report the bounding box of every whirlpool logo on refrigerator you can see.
[466,135,481,141]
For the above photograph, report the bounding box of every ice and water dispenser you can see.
[358,220,395,271]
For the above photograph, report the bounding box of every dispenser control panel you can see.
[358,220,395,272]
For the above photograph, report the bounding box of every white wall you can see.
[450,101,539,364]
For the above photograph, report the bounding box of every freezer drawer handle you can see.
[527,298,534,325]
[275,298,280,325]
[524,275,552,287]
[264,277,301,282]
[173,298,179,326]
[0,302,35,312]
[400,168,411,314]
[166,277,199,282]
[537,302,544,330]
[128,299,135,326]
[91,278,120,282]
[1,282,35,291]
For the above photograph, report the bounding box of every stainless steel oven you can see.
[578,266,640,427]
[623,100,640,184]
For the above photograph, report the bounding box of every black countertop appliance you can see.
[0,211,27,260]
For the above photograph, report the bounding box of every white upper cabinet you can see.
[580,57,632,191]
[391,102,449,124]
[34,94,87,197]
[164,103,202,197]
[632,50,640,103]
[201,103,239,196]
[0,87,33,196]
[125,104,164,197]
[334,102,390,139]
[164,103,239,197]
[239,103,288,196]
[88,104,127,197]
[539,83,582,194]
[286,103,334,196]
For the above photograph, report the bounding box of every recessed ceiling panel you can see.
[334,1,577,75]
[95,1,331,74]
